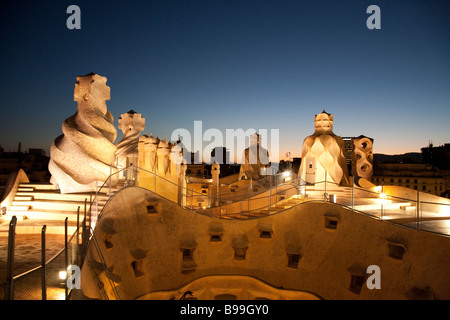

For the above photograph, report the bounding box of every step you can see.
[280,199,299,206]
[17,187,35,192]
[400,205,416,211]
[19,183,55,191]
[14,195,34,201]
[11,200,107,211]
[20,209,80,221]
[354,202,412,211]
[15,190,110,202]
[0,220,78,235]
[9,205,31,211]
[274,204,292,210]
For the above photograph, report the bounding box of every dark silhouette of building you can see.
[210,147,230,165]
[421,143,450,170]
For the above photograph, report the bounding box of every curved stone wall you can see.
[80,186,450,300]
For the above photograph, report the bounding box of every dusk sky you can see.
[0,0,449,161]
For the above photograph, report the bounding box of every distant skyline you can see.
[0,0,449,160]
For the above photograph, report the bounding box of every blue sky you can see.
[0,0,449,160]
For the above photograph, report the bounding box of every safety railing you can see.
[89,164,450,237]
[300,179,450,236]
[84,226,121,300]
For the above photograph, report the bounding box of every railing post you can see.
[64,217,69,300]
[109,163,112,198]
[269,175,272,208]
[240,197,242,218]
[83,200,87,261]
[95,181,98,223]
[76,206,80,267]
[416,189,420,231]
[5,215,17,300]
[352,176,355,210]
[41,225,47,300]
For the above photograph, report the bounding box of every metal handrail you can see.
[85,226,121,300]
[85,163,450,247]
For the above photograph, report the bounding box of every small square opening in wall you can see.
[183,248,193,260]
[259,224,273,239]
[234,247,247,260]
[259,230,272,239]
[386,242,406,260]
[146,201,160,214]
[181,248,196,273]
[287,253,301,269]
[130,260,144,278]
[324,216,339,230]
[104,234,113,249]
[209,233,222,242]
[349,275,365,294]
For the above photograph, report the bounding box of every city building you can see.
[421,143,450,170]
[372,163,449,197]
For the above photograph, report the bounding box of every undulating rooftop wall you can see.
[80,186,450,300]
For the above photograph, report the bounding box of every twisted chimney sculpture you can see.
[115,110,145,172]
[48,73,118,193]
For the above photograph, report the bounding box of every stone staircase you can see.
[217,185,418,220]
[1,182,121,235]
[221,195,303,219]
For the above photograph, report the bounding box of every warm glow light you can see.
[379,193,386,199]
[441,205,450,216]
[59,270,67,280]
